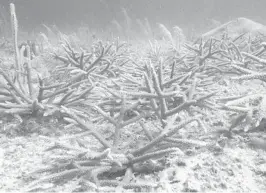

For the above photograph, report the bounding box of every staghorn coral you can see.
[3,4,266,191]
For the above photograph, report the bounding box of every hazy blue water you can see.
[1,0,266,32]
